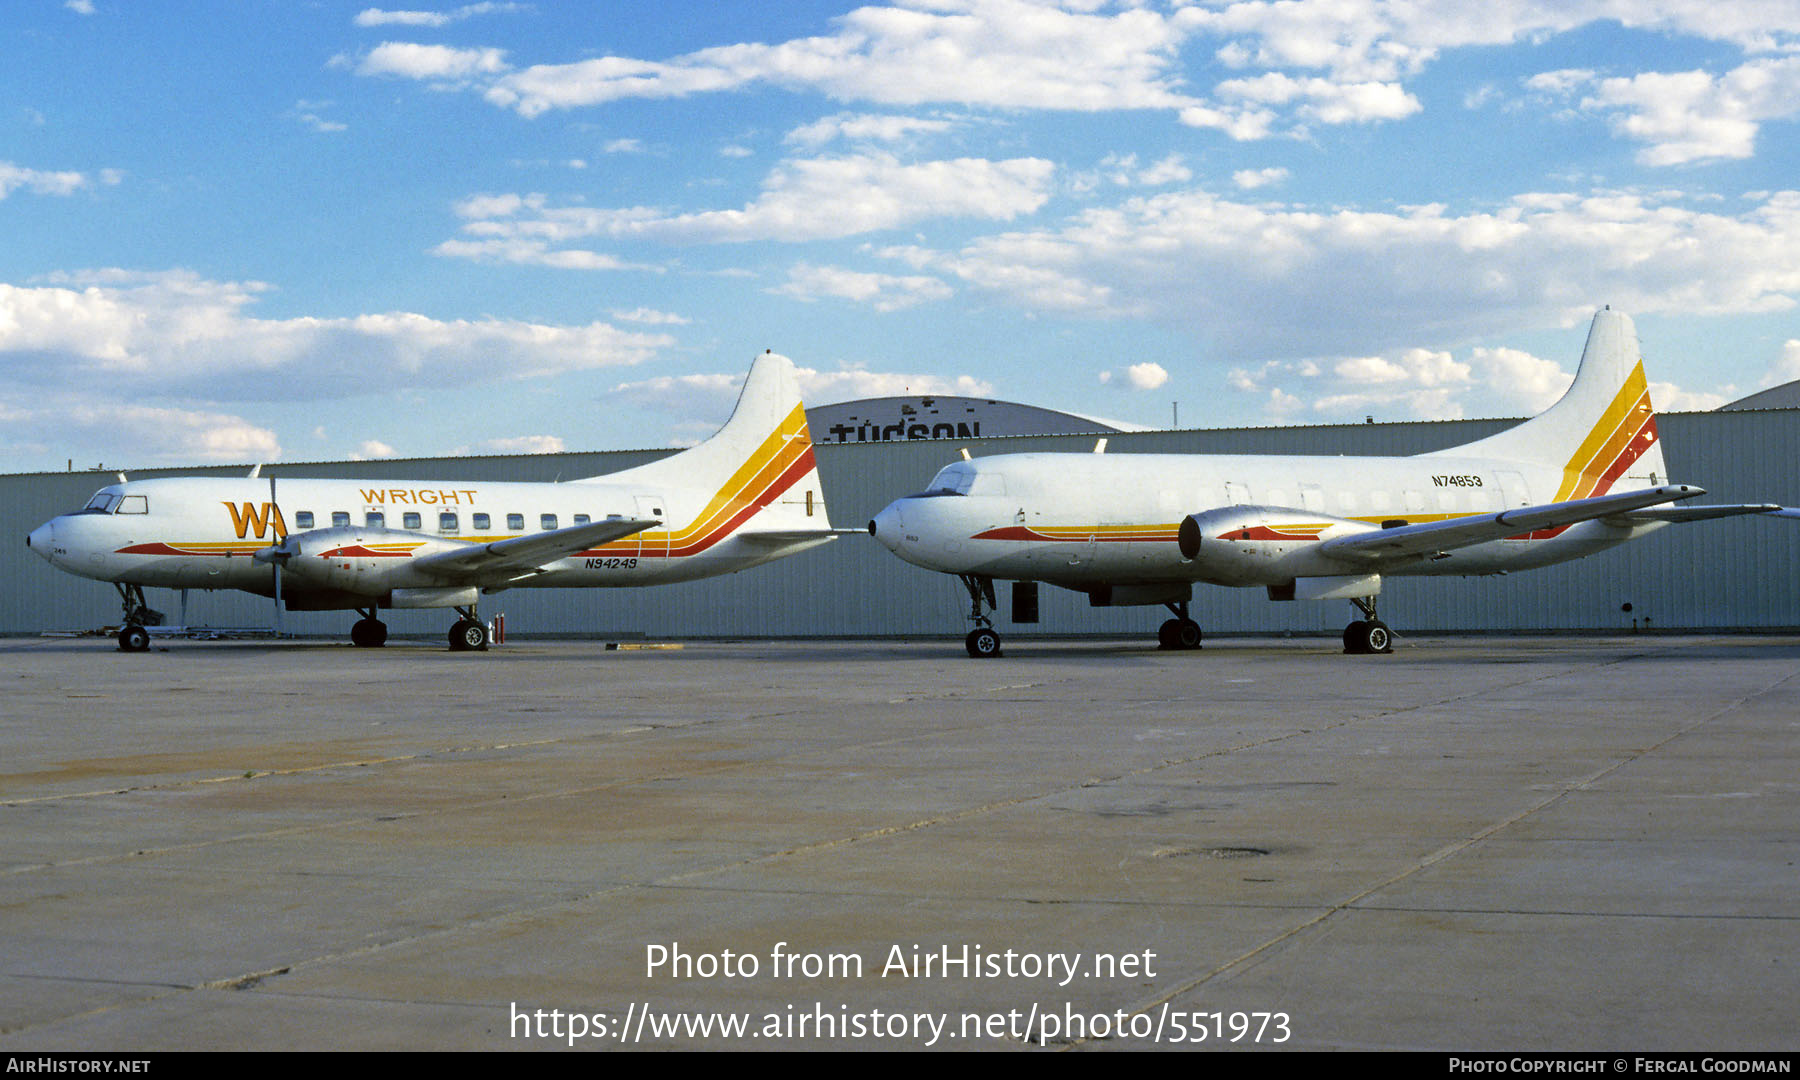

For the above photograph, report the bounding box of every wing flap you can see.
[412,517,659,580]
[1318,484,1704,564]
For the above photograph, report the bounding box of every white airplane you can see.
[28,352,838,651]
[869,308,1786,657]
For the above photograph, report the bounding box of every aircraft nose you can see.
[869,502,905,552]
[26,520,55,563]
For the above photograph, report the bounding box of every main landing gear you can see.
[959,573,1003,658]
[349,608,388,648]
[115,583,162,652]
[1342,596,1394,655]
[1157,600,1202,651]
[347,606,486,650]
[448,605,488,652]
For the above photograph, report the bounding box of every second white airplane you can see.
[870,308,1784,656]
[28,352,838,651]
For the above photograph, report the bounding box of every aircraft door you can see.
[1497,471,1530,509]
[635,494,667,561]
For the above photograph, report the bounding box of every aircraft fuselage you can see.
[870,451,1664,591]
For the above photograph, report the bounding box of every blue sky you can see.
[5,0,1800,473]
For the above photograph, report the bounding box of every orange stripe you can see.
[1557,362,1652,500]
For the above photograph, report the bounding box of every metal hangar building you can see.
[3,396,1796,642]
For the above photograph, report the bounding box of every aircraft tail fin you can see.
[1430,307,1670,494]
[590,351,832,532]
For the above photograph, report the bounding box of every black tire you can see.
[351,619,388,648]
[449,619,487,651]
[965,627,1002,658]
[1175,618,1203,650]
[1343,620,1369,654]
[117,625,150,652]
[1157,618,1180,649]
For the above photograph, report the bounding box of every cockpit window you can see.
[923,462,1004,496]
[927,463,976,494]
[115,495,148,514]
[84,493,120,513]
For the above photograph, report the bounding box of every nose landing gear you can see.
[959,573,1002,658]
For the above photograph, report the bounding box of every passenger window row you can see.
[290,511,593,534]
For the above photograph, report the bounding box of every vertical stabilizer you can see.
[589,352,832,533]
[1429,308,1669,493]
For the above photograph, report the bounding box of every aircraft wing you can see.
[412,517,659,580]
[1317,484,1704,564]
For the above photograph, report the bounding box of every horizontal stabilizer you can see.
[736,528,859,545]
[1610,503,1783,524]
[1318,484,1703,563]
[413,517,659,579]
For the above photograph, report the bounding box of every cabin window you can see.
[331,511,351,528]
[366,511,385,528]
[295,511,315,529]
[439,512,459,534]
[541,513,558,531]
[574,514,590,526]
[116,495,148,514]
[473,512,491,531]
[507,513,524,531]
[403,512,421,530]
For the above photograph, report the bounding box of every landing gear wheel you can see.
[1343,619,1393,654]
[350,618,388,648]
[117,625,150,652]
[1158,618,1203,650]
[449,618,488,652]
[965,627,1002,658]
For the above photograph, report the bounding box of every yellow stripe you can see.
[1556,362,1649,500]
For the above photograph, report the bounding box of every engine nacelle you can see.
[1176,505,1378,587]
[257,526,470,597]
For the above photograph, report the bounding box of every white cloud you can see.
[353,4,525,28]
[1771,339,1800,384]
[1588,57,1800,166]
[1233,166,1289,190]
[611,307,690,325]
[0,162,94,199]
[356,42,510,81]
[771,262,953,311]
[480,434,567,455]
[348,439,398,460]
[1125,361,1169,390]
[786,112,957,147]
[610,361,995,421]
[439,154,1055,259]
[884,186,1800,361]
[1469,345,1572,412]
[481,1,1201,118]
[0,270,674,405]
[1647,379,1730,411]
[347,3,1800,147]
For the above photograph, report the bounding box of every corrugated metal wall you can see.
[4,410,1796,639]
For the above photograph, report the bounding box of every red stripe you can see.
[576,444,817,559]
